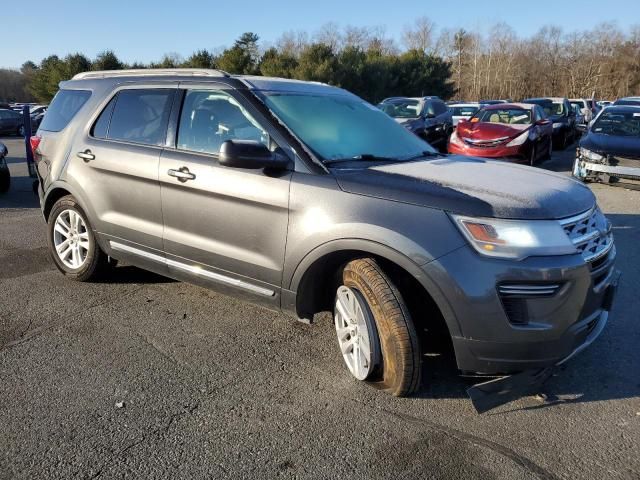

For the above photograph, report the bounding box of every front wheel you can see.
[47,195,113,281]
[334,258,422,396]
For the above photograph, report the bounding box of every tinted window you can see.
[108,89,173,146]
[39,89,91,132]
[260,92,437,161]
[177,90,268,155]
[91,96,116,139]
[433,101,447,115]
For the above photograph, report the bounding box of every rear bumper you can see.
[422,243,618,375]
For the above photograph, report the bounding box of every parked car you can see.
[613,97,640,107]
[449,102,480,126]
[30,105,48,117]
[377,96,452,150]
[0,141,9,193]
[523,97,576,149]
[0,108,26,136]
[597,100,613,108]
[571,103,586,128]
[569,98,597,124]
[33,69,617,399]
[479,100,509,106]
[448,103,553,165]
[573,105,640,186]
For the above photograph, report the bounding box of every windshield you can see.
[260,92,436,162]
[592,111,640,137]
[451,106,479,117]
[526,100,565,116]
[472,108,532,125]
[377,99,421,119]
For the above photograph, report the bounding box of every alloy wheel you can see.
[334,286,379,380]
[53,209,90,269]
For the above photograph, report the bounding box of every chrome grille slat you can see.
[559,207,613,263]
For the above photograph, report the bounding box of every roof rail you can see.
[72,68,230,80]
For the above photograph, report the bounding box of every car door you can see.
[0,110,7,133]
[67,85,177,273]
[159,86,292,306]
[534,105,553,153]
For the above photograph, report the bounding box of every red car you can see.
[448,103,553,165]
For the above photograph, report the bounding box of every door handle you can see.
[77,150,95,162]
[167,167,196,182]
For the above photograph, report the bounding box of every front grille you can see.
[464,136,509,148]
[559,207,613,263]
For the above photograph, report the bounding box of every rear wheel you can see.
[47,195,113,281]
[334,258,421,396]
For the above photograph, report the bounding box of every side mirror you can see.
[219,140,290,170]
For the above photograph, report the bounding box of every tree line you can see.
[2,19,639,104]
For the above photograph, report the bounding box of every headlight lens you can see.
[450,214,577,260]
[449,130,463,146]
[579,147,604,162]
[506,130,530,147]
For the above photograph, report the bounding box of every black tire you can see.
[529,145,537,166]
[47,195,113,281]
[560,130,570,150]
[339,258,421,396]
[0,166,9,193]
[542,138,553,161]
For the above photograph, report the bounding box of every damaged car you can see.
[33,70,618,410]
[573,105,640,187]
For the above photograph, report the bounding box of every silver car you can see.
[33,69,618,399]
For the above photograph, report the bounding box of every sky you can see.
[1,0,638,69]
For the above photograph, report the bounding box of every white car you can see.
[449,103,480,126]
[569,98,597,124]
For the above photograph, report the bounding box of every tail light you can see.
[30,135,41,156]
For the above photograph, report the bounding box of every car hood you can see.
[457,122,528,141]
[333,156,595,220]
[581,132,640,158]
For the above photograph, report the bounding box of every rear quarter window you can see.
[39,90,91,132]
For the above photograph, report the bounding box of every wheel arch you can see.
[288,239,462,338]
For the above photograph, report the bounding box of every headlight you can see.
[449,130,463,146]
[450,214,577,260]
[552,122,563,129]
[579,147,604,162]
[506,130,530,147]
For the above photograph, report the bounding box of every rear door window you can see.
[91,96,117,139]
[107,89,173,146]
[39,89,91,132]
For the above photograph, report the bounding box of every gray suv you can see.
[34,69,618,397]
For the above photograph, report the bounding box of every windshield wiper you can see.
[324,154,398,165]
[405,150,443,161]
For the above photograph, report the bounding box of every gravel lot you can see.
[1,136,638,479]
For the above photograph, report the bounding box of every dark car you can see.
[0,142,9,193]
[612,97,640,107]
[0,108,26,136]
[377,96,453,151]
[523,97,576,149]
[33,69,617,402]
[448,103,553,165]
[573,105,640,186]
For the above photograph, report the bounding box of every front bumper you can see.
[448,141,530,162]
[423,242,618,374]
[574,159,640,181]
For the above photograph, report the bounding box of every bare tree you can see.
[402,17,436,53]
